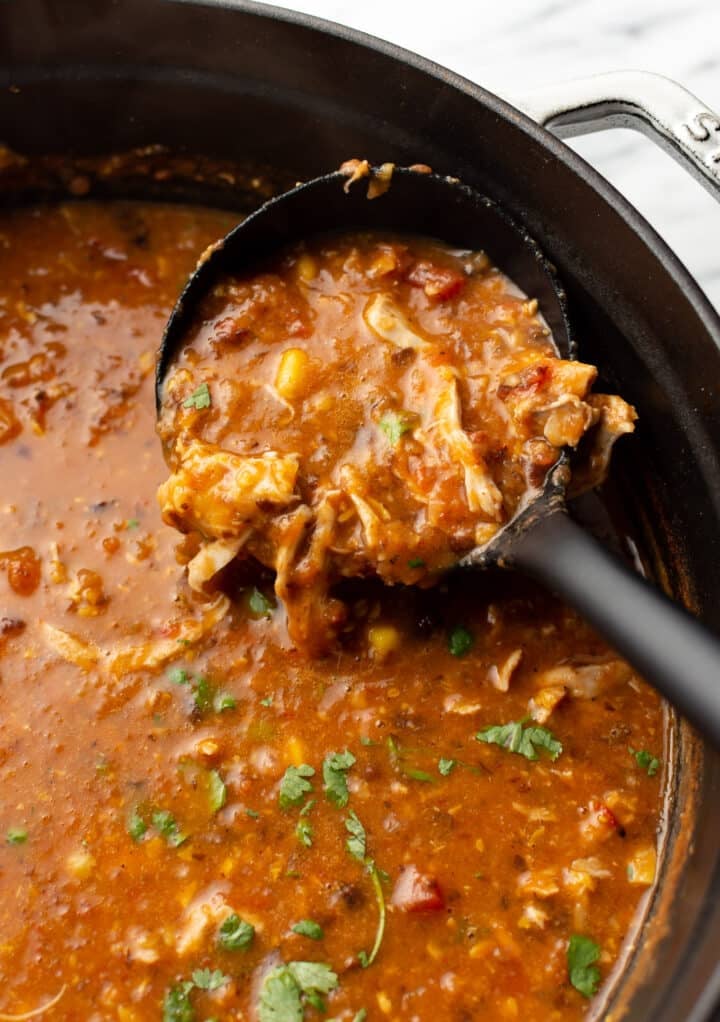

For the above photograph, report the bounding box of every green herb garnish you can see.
[258,961,338,1022]
[345,811,367,862]
[448,625,474,657]
[191,968,229,991]
[378,410,415,445]
[407,557,425,569]
[214,692,237,712]
[322,749,356,807]
[127,808,147,842]
[296,799,315,848]
[438,758,456,776]
[218,913,255,951]
[193,676,213,714]
[208,770,227,813]
[292,919,324,941]
[567,934,601,997]
[163,982,195,1022]
[279,764,315,810]
[476,720,563,761]
[183,382,211,410]
[6,827,28,845]
[126,517,140,530]
[152,809,188,847]
[629,747,660,777]
[248,587,275,619]
[344,812,386,968]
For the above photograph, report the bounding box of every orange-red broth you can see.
[0,202,664,1021]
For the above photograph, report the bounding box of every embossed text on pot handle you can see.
[505,70,720,201]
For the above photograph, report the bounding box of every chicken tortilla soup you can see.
[0,197,665,1022]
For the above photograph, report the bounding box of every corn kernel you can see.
[376,992,392,1014]
[66,848,95,880]
[627,845,656,885]
[500,997,519,1018]
[296,254,317,282]
[368,624,401,660]
[275,347,310,400]
[469,938,494,959]
[426,940,443,961]
[475,837,485,853]
[286,736,306,766]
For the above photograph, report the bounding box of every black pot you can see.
[1,2,718,1018]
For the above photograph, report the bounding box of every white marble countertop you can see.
[266,0,720,311]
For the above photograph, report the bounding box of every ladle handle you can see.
[512,510,720,746]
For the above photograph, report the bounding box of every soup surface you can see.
[0,201,664,1022]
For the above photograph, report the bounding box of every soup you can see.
[0,200,664,1022]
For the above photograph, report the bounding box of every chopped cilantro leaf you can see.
[258,966,303,1022]
[279,764,315,810]
[258,961,338,1022]
[168,667,190,686]
[208,770,227,813]
[567,934,601,997]
[296,817,313,848]
[345,810,367,862]
[6,827,28,845]
[218,913,255,951]
[127,808,147,842]
[193,676,213,714]
[448,625,474,657]
[183,382,211,410]
[214,691,236,712]
[629,747,660,777]
[407,557,425,569]
[248,587,274,619]
[287,962,338,995]
[359,736,378,747]
[322,749,356,807]
[246,808,260,819]
[438,758,456,776]
[126,517,140,530]
[163,982,195,1022]
[379,411,414,445]
[152,809,188,847]
[353,1012,368,1022]
[476,720,563,761]
[296,800,315,848]
[292,919,324,941]
[403,768,434,783]
[191,968,229,991]
[260,695,274,707]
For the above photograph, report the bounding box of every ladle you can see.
[156,166,720,747]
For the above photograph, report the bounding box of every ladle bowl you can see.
[155,165,720,747]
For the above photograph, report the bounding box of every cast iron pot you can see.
[0,2,719,1019]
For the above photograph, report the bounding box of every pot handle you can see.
[506,70,720,200]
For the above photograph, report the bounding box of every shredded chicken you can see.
[158,440,300,539]
[157,231,637,657]
[41,595,229,676]
[536,657,634,699]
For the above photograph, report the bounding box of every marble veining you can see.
[266,0,720,311]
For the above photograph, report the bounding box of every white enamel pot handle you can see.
[506,70,720,199]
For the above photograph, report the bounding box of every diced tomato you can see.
[391,865,445,912]
[595,802,619,829]
[406,260,465,301]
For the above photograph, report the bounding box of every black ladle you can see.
[156,166,720,747]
